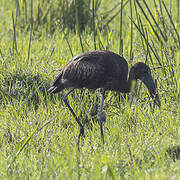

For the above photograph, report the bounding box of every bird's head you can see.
[130,62,161,107]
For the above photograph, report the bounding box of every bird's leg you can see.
[62,88,84,144]
[97,90,106,144]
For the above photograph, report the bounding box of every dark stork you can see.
[48,50,160,144]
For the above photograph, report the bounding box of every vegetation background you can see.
[0,0,179,179]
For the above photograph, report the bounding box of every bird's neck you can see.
[125,68,136,93]
[117,76,134,93]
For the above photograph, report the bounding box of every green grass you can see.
[0,0,180,179]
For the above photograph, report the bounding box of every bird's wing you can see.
[59,51,129,90]
[61,55,107,88]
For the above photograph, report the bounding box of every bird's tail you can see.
[48,85,64,94]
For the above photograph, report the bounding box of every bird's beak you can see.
[140,75,161,107]
[150,88,161,107]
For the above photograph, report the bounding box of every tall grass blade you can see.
[134,0,146,52]
[162,1,180,48]
[104,0,129,27]
[177,0,180,23]
[102,1,124,20]
[12,0,19,56]
[119,0,123,55]
[37,112,60,132]
[133,1,163,67]
[136,28,151,98]
[75,0,84,52]
[142,0,167,42]
[92,0,96,50]
[25,0,27,24]
[177,51,180,95]
[137,15,146,57]
[164,47,177,88]
[79,35,84,52]
[0,49,4,64]
[7,122,40,171]
[136,0,163,45]
[169,0,172,16]
[64,32,74,57]
[154,0,168,40]
[130,16,162,67]
[28,0,33,65]
[129,0,133,62]
[97,27,105,49]
[12,12,17,56]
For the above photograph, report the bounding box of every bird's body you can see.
[48,50,160,144]
[48,50,130,93]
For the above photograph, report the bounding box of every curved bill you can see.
[141,75,161,107]
[150,88,161,107]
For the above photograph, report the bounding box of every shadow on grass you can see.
[0,69,60,110]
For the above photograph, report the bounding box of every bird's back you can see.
[50,50,129,93]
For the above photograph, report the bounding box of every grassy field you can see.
[0,0,179,179]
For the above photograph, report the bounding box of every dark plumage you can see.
[48,50,160,143]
